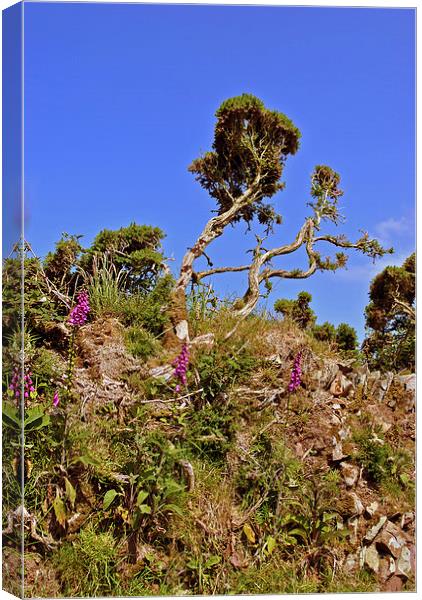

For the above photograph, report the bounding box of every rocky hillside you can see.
[2,314,415,596]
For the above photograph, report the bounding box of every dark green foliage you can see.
[186,400,238,463]
[235,432,303,516]
[309,165,344,225]
[189,93,301,227]
[335,322,358,354]
[312,321,336,343]
[363,253,415,371]
[195,346,256,400]
[279,475,345,550]
[353,427,412,489]
[81,223,166,293]
[120,274,174,337]
[2,257,61,339]
[43,233,83,293]
[274,291,316,330]
[124,326,160,361]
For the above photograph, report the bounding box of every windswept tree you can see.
[165,94,391,345]
[362,253,415,371]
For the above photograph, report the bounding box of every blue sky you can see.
[4,2,416,340]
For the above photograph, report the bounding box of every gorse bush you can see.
[80,222,166,294]
[363,253,415,372]
[274,291,316,330]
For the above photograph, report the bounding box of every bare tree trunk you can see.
[164,183,259,347]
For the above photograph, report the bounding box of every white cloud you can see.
[336,251,411,283]
[374,217,413,244]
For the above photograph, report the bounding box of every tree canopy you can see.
[188,93,301,228]
[362,253,415,371]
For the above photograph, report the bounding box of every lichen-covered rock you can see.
[362,544,380,573]
[367,371,394,403]
[340,462,359,488]
[363,516,387,544]
[396,545,413,579]
[330,372,354,397]
[375,521,409,558]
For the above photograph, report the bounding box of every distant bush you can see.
[335,322,358,354]
[311,321,336,343]
[80,222,166,294]
[362,254,415,372]
[274,291,316,330]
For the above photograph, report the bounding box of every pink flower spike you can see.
[53,391,60,407]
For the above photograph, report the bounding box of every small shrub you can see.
[120,275,174,336]
[186,400,238,463]
[195,345,256,400]
[353,427,413,490]
[83,255,127,318]
[124,326,160,360]
[54,524,118,596]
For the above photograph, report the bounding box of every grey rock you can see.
[175,319,189,341]
[351,364,370,388]
[315,360,339,389]
[396,545,412,579]
[332,440,349,462]
[149,365,174,381]
[365,501,379,518]
[330,372,354,397]
[393,373,416,412]
[330,414,342,426]
[401,511,414,530]
[369,371,394,403]
[396,373,416,392]
[338,426,351,441]
[363,516,387,544]
[348,492,364,516]
[340,462,360,487]
[378,555,396,583]
[343,553,359,574]
[376,521,410,558]
[363,544,380,574]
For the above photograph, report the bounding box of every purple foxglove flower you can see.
[288,351,303,393]
[172,343,190,392]
[53,391,60,407]
[68,290,90,327]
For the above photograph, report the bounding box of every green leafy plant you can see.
[2,402,50,433]
[353,427,413,490]
[195,345,256,400]
[124,326,160,360]
[53,524,119,596]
